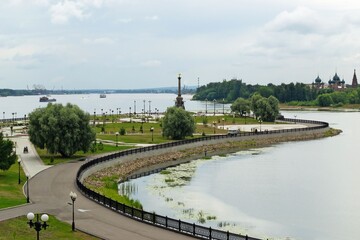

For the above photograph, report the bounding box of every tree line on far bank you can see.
[193,78,360,107]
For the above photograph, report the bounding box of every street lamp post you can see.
[27,212,49,240]
[205,98,208,114]
[259,118,263,132]
[26,174,30,203]
[222,118,225,130]
[223,98,225,114]
[148,100,151,116]
[134,100,136,114]
[213,121,216,134]
[116,132,119,147]
[143,100,146,118]
[18,158,21,184]
[294,115,297,124]
[213,99,216,116]
[69,191,77,231]
[150,127,154,142]
[93,109,96,126]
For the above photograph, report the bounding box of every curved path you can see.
[31,161,195,240]
[0,127,194,239]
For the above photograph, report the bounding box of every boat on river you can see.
[39,96,56,102]
[100,94,106,98]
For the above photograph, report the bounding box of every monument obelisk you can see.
[175,74,185,109]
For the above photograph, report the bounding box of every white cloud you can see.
[145,15,159,21]
[0,44,40,60]
[7,0,49,6]
[141,60,162,67]
[50,1,88,24]
[265,7,318,34]
[49,0,110,24]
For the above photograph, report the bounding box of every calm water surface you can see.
[0,93,228,117]
[123,111,360,240]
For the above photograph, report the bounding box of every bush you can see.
[120,127,126,135]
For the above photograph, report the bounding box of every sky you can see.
[1,0,360,90]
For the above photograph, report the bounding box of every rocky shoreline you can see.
[84,128,342,188]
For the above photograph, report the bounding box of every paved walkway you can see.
[0,130,194,240]
[14,136,51,178]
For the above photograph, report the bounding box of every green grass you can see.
[85,175,143,209]
[36,145,135,165]
[0,215,99,240]
[0,162,27,209]
[93,115,268,143]
[97,133,170,144]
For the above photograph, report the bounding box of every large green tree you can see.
[28,103,95,157]
[0,132,17,171]
[162,107,196,140]
[250,94,280,122]
[231,97,250,116]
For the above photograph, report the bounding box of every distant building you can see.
[328,72,345,90]
[312,75,324,89]
[352,69,358,88]
[311,70,360,91]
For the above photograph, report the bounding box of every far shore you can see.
[279,105,360,112]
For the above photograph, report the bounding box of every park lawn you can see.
[36,144,135,165]
[195,115,272,125]
[92,121,162,134]
[0,162,27,209]
[97,132,171,144]
[0,215,99,240]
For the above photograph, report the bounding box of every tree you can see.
[28,103,95,158]
[250,94,280,122]
[162,107,196,140]
[0,132,17,171]
[250,93,263,117]
[317,94,333,107]
[231,98,250,116]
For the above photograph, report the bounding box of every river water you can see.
[0,93,228,118]
[122,111,360,240]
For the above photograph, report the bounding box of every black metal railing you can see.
[76,118,328,240]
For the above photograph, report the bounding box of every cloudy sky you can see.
[1,0,360,90]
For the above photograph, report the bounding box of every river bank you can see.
[279,105,360,112]
[84,128,341,189]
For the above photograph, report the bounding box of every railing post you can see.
[131,206,134,216]
[246,234,248,240]
[227,230,229,240]
[209,226,212,239]
[193,223,195,236]
[165,216,168,227]
[179,219,181,231]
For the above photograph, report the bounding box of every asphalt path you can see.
[0,130,195,240]
[28,160,195,240]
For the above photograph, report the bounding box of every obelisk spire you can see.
[175,73,185,109]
